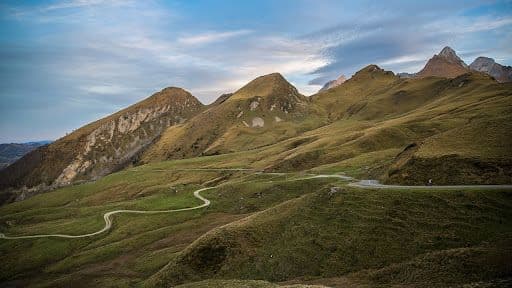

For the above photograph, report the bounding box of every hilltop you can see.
[0,87,204,204]
[141,73,325,162]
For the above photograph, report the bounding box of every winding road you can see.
[1,170,511,240]
[349,179,512,190]
[0,187,213,240]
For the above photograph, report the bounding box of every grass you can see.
[149,185,512,287]
[0,160,346,287]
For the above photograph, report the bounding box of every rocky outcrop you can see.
[0,87,204,204]
[318,74,347,92]
[416,46,469,78]
[469,57,512,83]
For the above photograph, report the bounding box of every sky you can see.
[0,0,511,142]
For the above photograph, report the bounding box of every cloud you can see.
[178,30,252,45]
[80,84,132,95]
[42,0,130,11]
[1,0,512,142]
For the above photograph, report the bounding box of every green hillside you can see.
[0,158,510,287]
[1,62,511,287]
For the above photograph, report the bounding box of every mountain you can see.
[1,61,511,288]
[318,74,347,92]
[141,73,326,162]
[0,87,203,204]
[209,93,233,106]
[416,46,469,78]
[0,141,51,170]
[469,56,512,83]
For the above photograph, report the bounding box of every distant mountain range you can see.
[1,46,511,204]
[394,46,512,82]
[320,46,512,91]
[0,141,51,170]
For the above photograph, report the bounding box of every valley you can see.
[1,46,511,287]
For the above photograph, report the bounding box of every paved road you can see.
[349,179,512,190]
[2,170,511,240]
[0,187,213,240]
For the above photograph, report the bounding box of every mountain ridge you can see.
[0,87,204,204]
[416,46,469,78]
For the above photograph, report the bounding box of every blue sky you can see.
[0,0,511,142]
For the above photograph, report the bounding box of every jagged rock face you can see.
[470,57,512,83]
[0,87,203,203]
[318,74,347,92]
[416,46,469,78]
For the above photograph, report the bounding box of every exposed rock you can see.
[318,74,347,92]
[469,57,512,83]
[274,116,283,123]
[252,117,265,128]
[0,87,204,203]
[249,100,260,111]
[416,46,469,78]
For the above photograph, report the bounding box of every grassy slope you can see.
[1,67,511,287]
[141,73,327,162]
[144,67,512,185]
[1,153,511,287]
[148,184,512,287]
[0,159,342,287]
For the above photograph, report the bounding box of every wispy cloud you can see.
[178,30,252,45]
[1,0,511,142]
[42,0,131,11]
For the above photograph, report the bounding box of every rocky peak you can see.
[437,46,468,67]
[469,57,495,72]
[470,56,512,83]
[416,46,469,78]
[318,74,347,92]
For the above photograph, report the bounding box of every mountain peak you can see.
[439,46,457,58]
[416,46,468,78]
[351,64,395,80]
[470,56,512,83]
[318,74,347,92]
[231,72,301,100]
